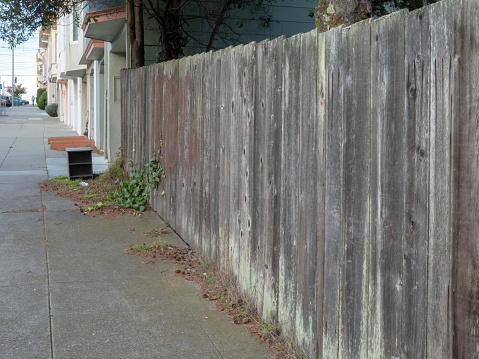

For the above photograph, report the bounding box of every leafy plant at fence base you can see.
[112,145,165,212]
[87,202,103,211]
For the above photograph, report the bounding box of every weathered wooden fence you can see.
[121,0,479,356]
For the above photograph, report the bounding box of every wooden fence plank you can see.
[451,0,479,357]
[322,25,343,359]
[218,48,232,274]
[176,59,188,237]
[191,53,206,249]
[252,40,267,314]
[339,18,371,358]
[238,43,256,295]
[295,29,320,355]
[403,6,430,358]
[314,30,327,358]
[209,51,221,261]
[427,2,454,356]
[261,36,284,322]
[229,46,242,280]
[277,33,301,337]
[184,55,196,244]
[201,51,214,258]
[370,10,408,358]
[156,63,167,217]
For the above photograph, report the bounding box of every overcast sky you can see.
[0,32,40,103]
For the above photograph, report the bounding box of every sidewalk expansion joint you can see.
[40,189,54,359]
[0,206,45,214]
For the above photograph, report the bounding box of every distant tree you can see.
[314,0,438,32]
[0,0,81,46]
[2,0,278,68]
[137,0,276,63]
[372,0,438,17]
[5,83,27,98]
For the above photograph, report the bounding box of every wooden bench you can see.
[48,136,95,150]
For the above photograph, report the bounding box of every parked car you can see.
[13,97,29,106]
[1,95,12,107]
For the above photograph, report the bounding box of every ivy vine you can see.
[112,145,165,212]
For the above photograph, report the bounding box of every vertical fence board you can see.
[177,59,188,236]
[322,25,343,359]
[218,48,232,274]
[252,40,268,314]
[166,61,179,228]
[201,51,214,258]
[229,46,242,281]
[123,69,129,159]
[452,0,479,357]
[277,34,301,335]
[209,52,221,261]
[403,7,430,358]
[184,56,196,244]
[158,64,168,218]
[370,10,408,358]
[339,19,371,358]
[261,36,284,322]
[237,44,255,294]
[192,53,205,249]
[295,29,320,354]
[315,31,327,358]
[428,2,454,356]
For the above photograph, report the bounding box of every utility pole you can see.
[11,45,14,106]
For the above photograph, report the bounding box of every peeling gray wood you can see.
[452,0,479,357]
[261,36,284,322]
[322,25,342,359]
[237,43,256,295]
[295,29,320,355]
[252,40,267,315]
[218,48,232,274]
[371,10,408,358]
[339,18,371,359]
[428,1,454,357]
[278,33,301,337]
[404,6,430,358]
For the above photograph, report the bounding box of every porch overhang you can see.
[59,68,87,79]
[82,5,126,42]
[79,39,105,65]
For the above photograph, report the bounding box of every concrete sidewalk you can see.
[0,107,272,358]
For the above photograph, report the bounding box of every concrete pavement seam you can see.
[41,121,55,359]
[40,189,54,359]
[0,123,23,169]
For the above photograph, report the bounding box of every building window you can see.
[72,6,79,42]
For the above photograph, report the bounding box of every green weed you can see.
[99,157,127,180]
[130,241,168,252]
[82,193,99,200]
[260,311,280,336]
[112,144,165,212]
[51,176,82,189]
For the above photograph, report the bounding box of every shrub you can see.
[36,88,45,103]
[45,103,58,117]
[38,91,47,110]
